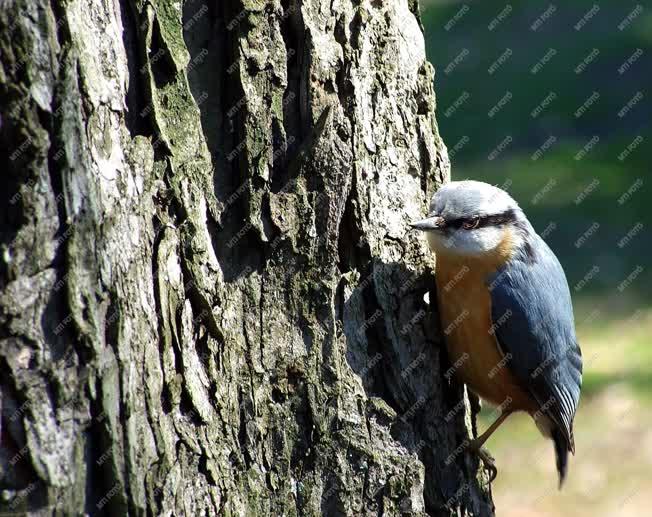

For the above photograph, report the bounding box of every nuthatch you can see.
[411,180,582,487]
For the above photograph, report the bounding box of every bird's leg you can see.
[468,409,513,450]
[466,409,513,482]
[470,446,498,483]
[468,390,482,437]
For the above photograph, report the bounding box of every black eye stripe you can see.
[445,209,516,229]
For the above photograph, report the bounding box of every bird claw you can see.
[466,440,498,483]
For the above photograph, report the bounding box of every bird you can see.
[410,180,582,487]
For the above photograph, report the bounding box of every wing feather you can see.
[488,234,582,453]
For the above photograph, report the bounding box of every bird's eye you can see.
[462,217,480,230]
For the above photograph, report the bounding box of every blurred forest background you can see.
[422,1,651,515]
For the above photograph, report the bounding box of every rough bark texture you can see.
[0,0,494,515]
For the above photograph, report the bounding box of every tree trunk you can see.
[0,0,493,515]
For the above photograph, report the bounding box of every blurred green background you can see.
[421,1,651,515]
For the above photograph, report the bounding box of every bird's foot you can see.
[466,439,497,483]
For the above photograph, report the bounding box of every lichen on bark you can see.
[0,0,493,515]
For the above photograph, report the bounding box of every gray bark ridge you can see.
[0,0,493,515]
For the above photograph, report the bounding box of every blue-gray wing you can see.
[488,235,582,452]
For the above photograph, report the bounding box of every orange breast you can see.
[434,233,536,412]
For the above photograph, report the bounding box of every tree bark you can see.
[0,0,493,515]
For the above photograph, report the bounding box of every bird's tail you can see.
[552,427,570,488]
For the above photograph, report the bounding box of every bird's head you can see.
[411,180,531,257]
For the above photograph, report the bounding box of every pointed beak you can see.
[409,216,445,231]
